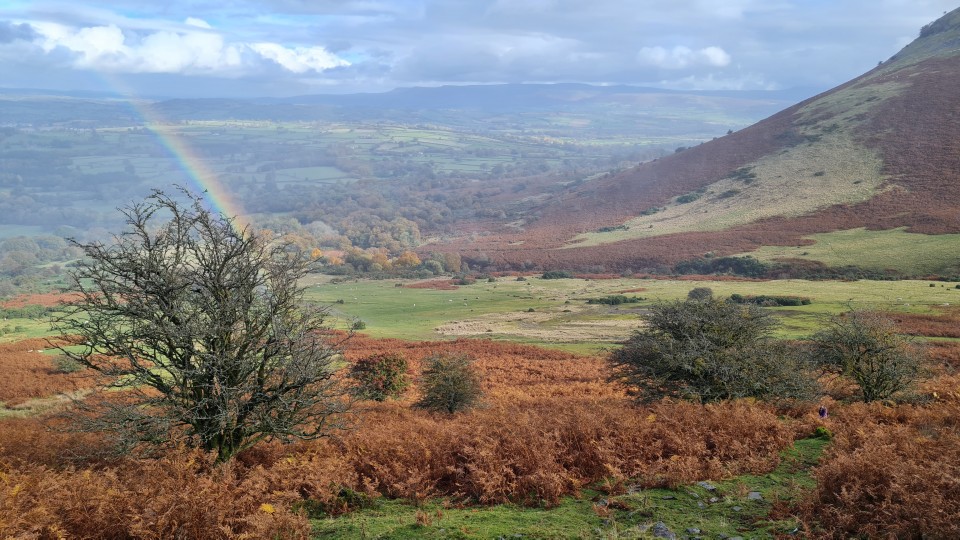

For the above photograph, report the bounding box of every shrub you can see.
[809,310,922,402]
[415,353,483,414]
[53,355,85,374]
[351,319,367,330]
[686,287,713,301]
[541,270,573,279]
[673,256,770,278]
[586,295,643,305]
[729,293,812,306]
[608,298,819,403]
[348,353,409,402]
[675,192,701,204]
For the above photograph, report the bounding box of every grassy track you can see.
[311,437,829,539]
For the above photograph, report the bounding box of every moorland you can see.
[2,8,960,540]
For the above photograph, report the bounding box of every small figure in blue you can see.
[818,405,828,419]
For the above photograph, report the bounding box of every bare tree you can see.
[810,309,921,402]
[54,189,348,462]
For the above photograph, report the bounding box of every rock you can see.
[730,537,745,540]
[732,506,743,512]
[686,528,701,534]
[709,497,719,503]
[696,481,717,491]
[651,521,676,539]
[697,501,706,508]
[661,495,676,500]
[747,492,763,501]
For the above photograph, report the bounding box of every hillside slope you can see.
[434,8,960,275]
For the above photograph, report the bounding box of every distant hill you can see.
[1,83,801,138]
[439,7,960,277]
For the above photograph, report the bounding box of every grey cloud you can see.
[2,0,959,97]
[0,21,37,43]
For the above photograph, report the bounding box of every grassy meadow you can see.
[304,274,960,352]
[743,227,960,276]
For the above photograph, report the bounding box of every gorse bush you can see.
[349,352,409,402]
[609,298,819,403]
[415,353,483,413]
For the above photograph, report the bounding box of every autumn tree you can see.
[54,189,349,462]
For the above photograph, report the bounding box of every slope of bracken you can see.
[0,329,957,537]
[0,338,88,405]
[0,335,800,538]
[429,10,960,272]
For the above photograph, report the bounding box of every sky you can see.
[0,0,956,98]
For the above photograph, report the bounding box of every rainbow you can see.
[140,116,250,232]
[105,75,249,232]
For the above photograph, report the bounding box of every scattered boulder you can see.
[651,521,677,539]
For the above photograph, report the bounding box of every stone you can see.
[686,528,701,534]
[696,481,717,491]
[709,497,719,503]
[732,506,743,512]
[651,521,677,539]
[747,491,763,501]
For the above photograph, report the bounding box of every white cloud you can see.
[24,19,347,76]
[636,45,732,69]
[184,17,212,29]
[249,43,349,73]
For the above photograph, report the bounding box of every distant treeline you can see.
[586,295,644,305]
[672,256,908,281]
[728,294,811,306]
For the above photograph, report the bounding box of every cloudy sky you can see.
[0,1,956,98]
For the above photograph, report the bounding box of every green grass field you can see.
[743,227,960,276]
[304,275,959,351]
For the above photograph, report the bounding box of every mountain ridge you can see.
[432,7,960,275]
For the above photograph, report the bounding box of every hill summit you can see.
[436,8,960,277]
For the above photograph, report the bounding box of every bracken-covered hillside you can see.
[434,8,960,274]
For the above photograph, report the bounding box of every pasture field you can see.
[742,227,960,276]
[304,274,960,351]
